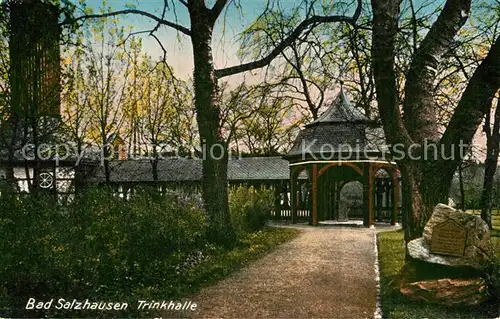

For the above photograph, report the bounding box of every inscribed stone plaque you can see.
[430,219,467,257]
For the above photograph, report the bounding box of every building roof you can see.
[285,90,387,160]
[228,156,290,180]
[84,157,292,183]
[308,90,368,125]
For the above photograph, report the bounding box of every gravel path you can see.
[163,226,378,319]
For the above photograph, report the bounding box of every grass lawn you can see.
[377,213,500,319]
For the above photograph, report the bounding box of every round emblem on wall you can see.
[39,172,54,189]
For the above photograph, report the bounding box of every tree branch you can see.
[211,0,229,23]
[214,0,362,78]
[403,0,472,142]
[440,35,500,159]
[69,9,192,36]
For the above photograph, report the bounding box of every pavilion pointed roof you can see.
[285,90,386,161]
[308,90,368,126]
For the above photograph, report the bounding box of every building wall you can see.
[0,166,74,193]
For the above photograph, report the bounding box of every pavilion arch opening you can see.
[315,163,364,222]
[339,181,363,221]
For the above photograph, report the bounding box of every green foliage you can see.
[0,184,294,318]
[0,185,207,317]
[450,164,500,210]
[482,256,500,300]
[229,185,274,236]
[482,230,500,301]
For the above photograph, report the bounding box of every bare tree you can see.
[220,83,300,155]
[134,58,195,180]
[61,44,92,156]
[81,16,132,182]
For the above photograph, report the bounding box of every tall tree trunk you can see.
[372,0,500,244]
[103,148,110,183]
[458,163,465,209]
[102,131,110,183]
[189,2,236,246]
[480,97,500,229]
[151,148,159,182]
[399,0,472,240]
[398,163,450,242]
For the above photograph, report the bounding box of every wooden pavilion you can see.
[284,90,401,227]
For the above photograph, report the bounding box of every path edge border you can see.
[373,232,383,319]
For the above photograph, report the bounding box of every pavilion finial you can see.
[339,79,344,91]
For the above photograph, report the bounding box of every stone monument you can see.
[430,219,467,257]
[399,203,493,306]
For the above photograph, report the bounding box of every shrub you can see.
[0,186,66,316]
[0,185,207,317]
[229,185,273,236]
[0,183,281,317]
[482,255,500,301]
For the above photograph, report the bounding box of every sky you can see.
[82,0,305,80]
[77,0,456,80]
[78,0,493,159]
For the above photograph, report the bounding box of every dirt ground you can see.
[161,226,380,319]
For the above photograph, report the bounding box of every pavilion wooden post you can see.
[291,171,297,224]
[386,179,391,219]
[335,182,341,219]
[363,165,370,227]
[312,163,318,225]
[378,180,382,219]
[320,176,327,220]
[368,164,375,228]
[274,180,281,220]
[328,178,332,221]
[392,171,399,225]
[332,181,337,220]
